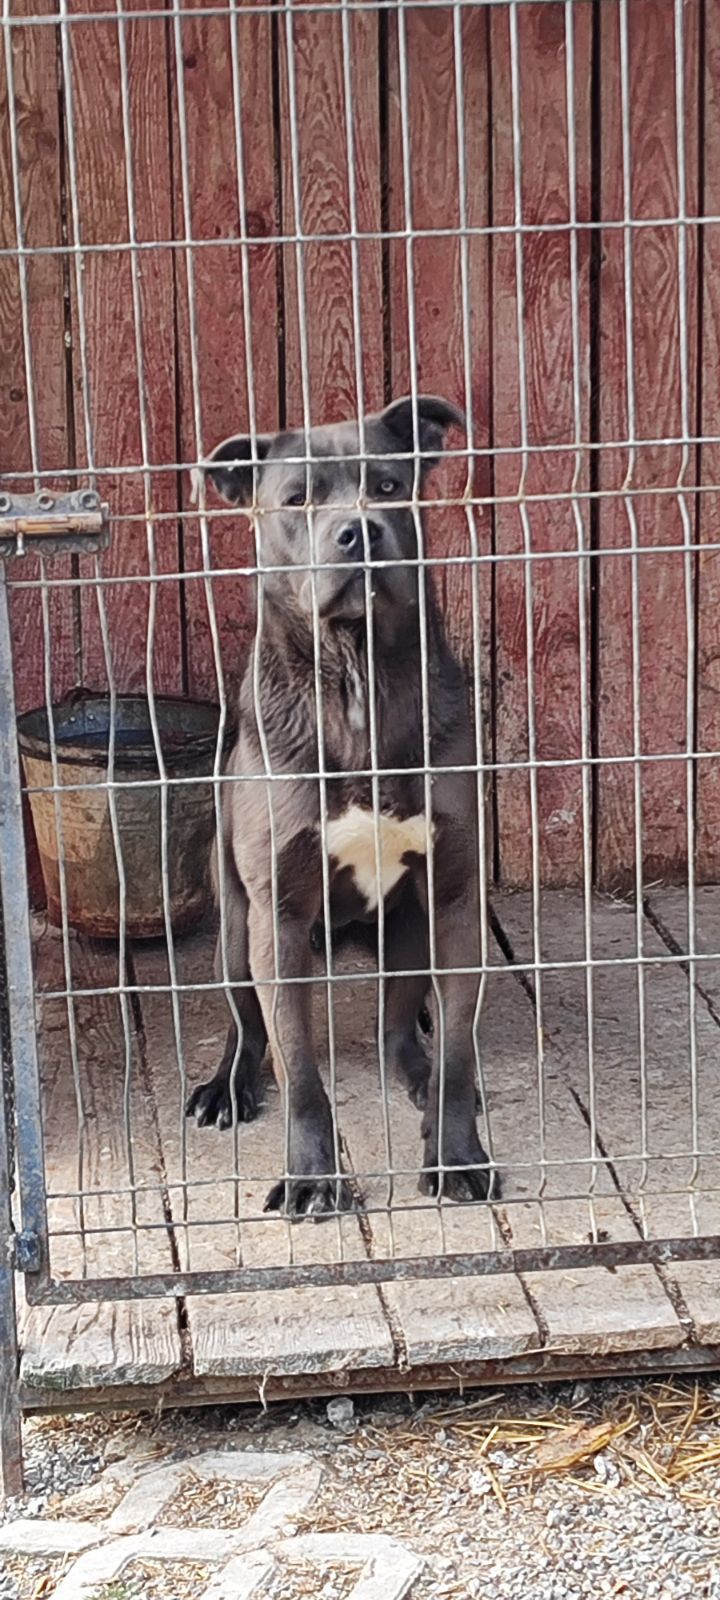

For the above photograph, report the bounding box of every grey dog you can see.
[186,395,497,1216]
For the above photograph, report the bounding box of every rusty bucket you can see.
[18,693,225,940]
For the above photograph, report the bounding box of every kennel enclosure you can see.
[2,0,720,1498]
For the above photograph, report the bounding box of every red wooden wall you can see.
[0,0,715,892]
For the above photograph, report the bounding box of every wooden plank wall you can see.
[595,0,700,891]
[1,0,717,892]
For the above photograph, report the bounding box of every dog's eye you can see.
[284,491,305,508]
[377,477,399,496]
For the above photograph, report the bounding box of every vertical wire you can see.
[673,0,698,1232]
[565,0,597,1239]
[107,0,172,1276]
[169,3,212,1263]
[340,0,395,1248]
[508,0,547,1229]
[47,0,99,1270]
[213,0,258,1260]
[453,1,497,1229]
[396,0,447,1246]
[3,0,41,495]
[618,0,649,1225]
[283,1,344,1247]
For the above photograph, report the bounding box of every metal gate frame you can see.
[3,0,720,1499]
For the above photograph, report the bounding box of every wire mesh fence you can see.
[0,0,719,1367]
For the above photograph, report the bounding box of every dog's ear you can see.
[199,432,275,506]
[378,395,466,469]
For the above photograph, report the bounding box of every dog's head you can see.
[201,396,465,628]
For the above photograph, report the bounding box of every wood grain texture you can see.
[0,0,75,717]
[385,2,493,869]
[174,0,280,702]
[497,888,720,1348]
[280,0,384,426]
[696,11,720,880]
[595,0,700,889]
[20,928,182,1391]
[341,955,540,1367]
[134,934,396,1378]
[490,0,592,888]
[0,0,75,906]
[68,0,182,696]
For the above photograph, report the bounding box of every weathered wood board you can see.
[0,0,75,714]
[594,0,700,890]
[67,0,182,698]
[495,889,720,1344]
[4,0,720,887]
[19,895,711,1397]
[20,928,181,1391]
[173,0,280,702]
[489,0,593,888]
[133,937,397,1379]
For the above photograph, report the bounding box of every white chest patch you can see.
[325,805,432,911]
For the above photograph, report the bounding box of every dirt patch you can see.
[266,1561,363,1600]
[2,1553,73,1600]
[155,1476,265,1529]
[90,1559,215,1600]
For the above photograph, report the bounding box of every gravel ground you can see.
[3,1377,720,1599]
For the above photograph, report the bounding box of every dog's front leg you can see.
[420,889,498,1203]
[248,901,352,1219]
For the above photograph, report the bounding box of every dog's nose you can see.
[336,519,382,555]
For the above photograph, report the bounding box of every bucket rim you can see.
[17,691,234,774]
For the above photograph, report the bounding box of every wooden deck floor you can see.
[17,888,720,1410]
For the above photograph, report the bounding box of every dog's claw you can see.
[419,1162,500,1203]
[264,1175,355,1220]
[186,1078,259,1129]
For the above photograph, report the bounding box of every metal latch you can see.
[10,1230,42,1274]
[0,490,110,559]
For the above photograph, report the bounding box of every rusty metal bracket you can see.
[0,489,110,560]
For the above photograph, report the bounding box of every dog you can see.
[186,395,497,1216]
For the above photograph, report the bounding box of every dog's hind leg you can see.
[186,849,268,1130]
[383,889,432,1110]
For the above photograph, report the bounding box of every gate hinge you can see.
[0,490,110,560]
[9,1229,42,1273]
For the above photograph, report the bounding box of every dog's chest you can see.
[325,804,430,911]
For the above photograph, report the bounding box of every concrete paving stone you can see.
[0,1448,423,1600]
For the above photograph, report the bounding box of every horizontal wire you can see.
[6,434,720,480]
[0,212,716,261]
[34,943,720,1005]
[45,1174,720,1238]
[6,538,720,595]
[44,1150,720,1205]
[0,0,671,29]
[20,744,720,802]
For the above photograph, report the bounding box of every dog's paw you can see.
[419,1161,500,1203]
[419,1122,500,1203]
[186,1076,258,1130]
[263,1174,355,1220]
